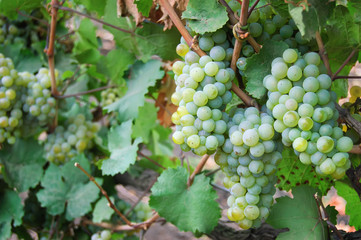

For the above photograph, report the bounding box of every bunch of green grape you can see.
[20,68,58,125]
[214,107,282,229]
[43,114,100,164]
[116,200,153,222]
[0,15,39,46]
[263,49,353,178]
[91,230,111,240]
[100,88,121,107]
[171,29,236,156]
[0,54,26,144]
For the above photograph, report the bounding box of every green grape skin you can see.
[336,137,353,152]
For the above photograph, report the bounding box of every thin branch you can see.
[125,177,158,217]
[47,0,60,96]
[158,0,205,56]
[332,49,357,80]
[333,75,361,80]
[16,10,49,26]
[254,3,271,10]
[248,0,261,18]
[315,31,332,76]
[187,154,210,186]
[218,0,238,24]
[138,151,166,169]
[350,145,361,154]
[205,167,221,176]
[335,103,361,137]
[74,163,133,226]
[54,85,116,99]
[53,5,145,39]
[211,183,230,192]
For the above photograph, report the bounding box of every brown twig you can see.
[138,151,166,169]
[211,183,230,192]
[315,31,332,76]
[333,75,361,80]
[350,145,361,154]
[52,5,145,39]
[248,0,261,17]
[335,103,361,137]
[54,85,116,99]
[187,154,210,186]
[205,167,221,176]
[74,163,133,226]
[47,0,60,96]
[125,177,158,217]
[332,49,357,80]
[218,0,238,24]
[158,0,205,56]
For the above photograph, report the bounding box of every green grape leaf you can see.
[135,0,153,17]
[102,120,142,176]
[182,0,228,34]
[325,205,338,225]
[269,0,289,17]
[335,181,361,230]
[36,156,101,220]
[73,18,100,64]
[0,139,46,192]
[276,147,333,195]
[132,102,158,144]
[135,23,181,61]
[105,60,164,121]
[148,125,173,156]
[0,0,42,18]
[325,6,361,75]
[348,0,361,23]
[331,78,348,99]
[92,197,115,223]
[138,155,182,173]
[54,52,78,75]
[0,190,24,239]
[267,185,328,240]
[15,50,43,73]
[149,167,221,234]
[105,48,135,84]
[288,4,318,41]
[244,40,288,99]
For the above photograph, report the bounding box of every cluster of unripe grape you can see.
[91,230,111,240]
[263,49,353,178]
[215,107,282,229]
[171,29,236,155]
[236,11,315,75]
[171,29,284,228]
[0,15,40,46]
[0,54,57,144]
[100,88,121,107]
[43,114,100,164]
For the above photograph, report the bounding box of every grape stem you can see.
[47,0,60,96]
[138,151,166,169]
[332,49,357,81]
[315,31,332,76]
[52,5,145,39]
[74,162,134,226]
[335,103,361,138]
[54,85,117,99]
[16,10,49,26]
[218,0,238,24]
[333,75,361,80]
[248,0,261,18]
[158,0,257,107]
[187,154,210,186]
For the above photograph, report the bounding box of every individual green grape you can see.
[277,79,292,94]
[303,77,319,92]
[317,74,332,89]
[249,23,263,37]
[287,65,302,81]
[283,111,299,127]
[283,49,298,63]
[243,128,259,147]
[317,136,334,153]
[304,52,321,66]
[293,137,308,152]
[271,62,288,79]
[176,43,189,57]
[242,45,255,57]
[210,46,226,61]
[303,92,318,106]
[199,36,214,51]
[303,64,320,78]
[336,136,353,152]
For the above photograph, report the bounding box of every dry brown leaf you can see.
[157,0,189,30]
